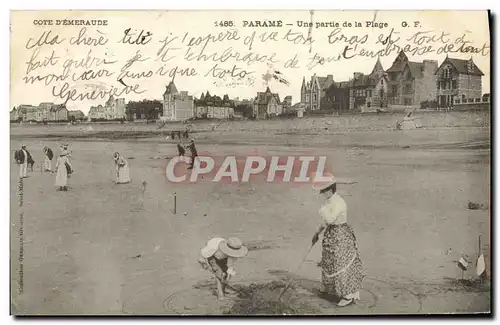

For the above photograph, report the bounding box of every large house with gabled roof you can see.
[300,74,334,112]
[386,51,438,106]
[435,56,484,107]
[253,87,283,119]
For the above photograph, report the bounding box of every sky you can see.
[10,10,490,114]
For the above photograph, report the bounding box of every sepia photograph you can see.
[9,9,491,316]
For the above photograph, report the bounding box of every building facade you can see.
[386,51,438,106]
[14,103,68,122]
[282,96,293,113]
[253,87,283,119]
[10,107,20,121]
[349,59,389,111]
[300,74,334,111]
[88,95,126,120]
[68,110,86,120]
[435,57,484,107]
[322,81,351,113]
[162,81,195,121]
[195,92,235,119]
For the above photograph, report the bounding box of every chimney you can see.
[423,60,438,73]
[353,72,362,79]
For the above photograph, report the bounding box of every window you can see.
[313,94,317,102]
[452,80,457,89]
[367,90,372,97]
[367,102,371,108]
[468,98,474,103]
[391,85,398,95]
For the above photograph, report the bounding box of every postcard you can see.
[10,10,491,315]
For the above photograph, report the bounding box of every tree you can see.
[126,99,163,120]
[235,104,253,118]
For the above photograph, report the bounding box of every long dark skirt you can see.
[319,223,364,298]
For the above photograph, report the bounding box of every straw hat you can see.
[113,152,120,160]
[219,237,248,258]
[312,172,336,192]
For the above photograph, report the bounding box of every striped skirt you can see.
[319,223,364,299]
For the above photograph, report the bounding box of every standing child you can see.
[43,146,54,172]
[177,142,185,157]
[198,237,248,300]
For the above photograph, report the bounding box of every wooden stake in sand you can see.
[173,192,177,215]
[140,181,147,210]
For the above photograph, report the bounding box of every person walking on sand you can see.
[43,146,54,172]
[177,142,185,157]
[113,152,131,184]
[198,237,248,300]
[312,180,364,307]
[55,146,72,191]
[186,139,198,170]
[15,145,32,178]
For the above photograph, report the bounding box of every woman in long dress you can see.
[55,147,72,191]
[312,181,364,307]
[114,152,131,184]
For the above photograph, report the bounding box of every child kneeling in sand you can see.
[198,237,248,300]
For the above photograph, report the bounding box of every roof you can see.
[255,87,281,105]
[68,110,85,116]
[352,73,377,87]
[163,81,179,96]
[334,80,353,88]
[316,75,334,89]
[438,57,484,76]
[371,58,384,75]
[386,51,409,73]
[50,104,67,112]
[408,62,425,78]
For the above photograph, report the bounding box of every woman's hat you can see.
[113,152,120,159]
[219,237,248,258]
[189,139,195,143]
[312,172,336,191]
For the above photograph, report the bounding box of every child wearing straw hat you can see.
[198,237,248,300]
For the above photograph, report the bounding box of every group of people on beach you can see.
[15,144,74,191]
[14,138,200,190]
[198,178,364,307]
[14,144,132,190]
[15,139,363,307]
